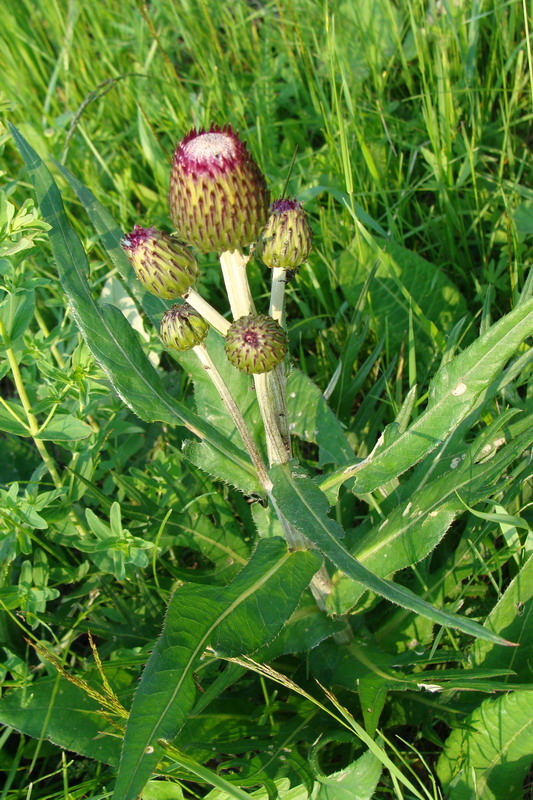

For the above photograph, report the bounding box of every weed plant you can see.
[1,1,533,799]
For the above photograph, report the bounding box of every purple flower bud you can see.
[224,314,287,374]
[169,124,269,253]
[256,198,312,271]
[121,225,198,300]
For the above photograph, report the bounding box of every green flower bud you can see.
[169,124,270,254]
[224,314,287,374]
[121,225,198,300]
[160,303,209,352]
[256,198,313,270]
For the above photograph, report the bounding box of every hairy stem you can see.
[185,288,230,336]
[219,249,255,318]
[193,343,271,492]
[253,373,291,465]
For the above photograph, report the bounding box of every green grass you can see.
[1,0,533,798]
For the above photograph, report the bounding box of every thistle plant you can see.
[9,119,533,800]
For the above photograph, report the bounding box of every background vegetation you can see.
[1,0,532,798]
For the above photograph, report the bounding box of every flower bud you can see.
[256,198,313,270]
[224,314,287,374]
[169,124,269,253]
[160,303,209,352]
[121,225,198,300]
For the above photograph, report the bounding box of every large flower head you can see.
[169,124,269,253]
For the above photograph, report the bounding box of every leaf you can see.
[316,747,382,800]
[10,125,260,493]
[204,779,316,800]
[285,369,353,466]
[182,439,262,495]
[0,405,92,442]
[327,421,533,614]
[338,237,468,356]
[53,160,147,302]
[320,296,533,498]
[269,464,513,646]
[113,538,322,800]
[358,673,391,736]
[0,289,35,345]
[100,274,159,364]
[472,555,533,682]
[142,781,185,800]
[36,413,93,441]
[253,599,346,661]
[0,400,28,436]
[437,690,533,800]
[0,671,123,765]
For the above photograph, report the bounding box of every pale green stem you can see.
[0,321,89,538]
[268,267,291,456]
[268,267,287,325]
[185,288,230,336]
[34,306,99,433]
[253,373,291,466]
[219,249,256,318]
[193,343,271,491]
[218,251,351,634]
[218,249,288,464]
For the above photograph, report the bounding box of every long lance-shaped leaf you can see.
[270,464,514,647]
[319,296,533,498]
[52,159,266,494]
[328,414,533,614]
[10,125,260,492]
[113,538,321,800]
[53,159,164,313]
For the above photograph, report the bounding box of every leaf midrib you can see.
[117,549,292,799]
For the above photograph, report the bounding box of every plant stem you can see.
[219,249,255,318]
[217,251,352,637]
[268,267,291,455]
[253,373,291,465]
[268,267,287,325]
[193,343,271,492]
[0,319,63,489]
[185,288,230,336]
[218,249,289,463]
